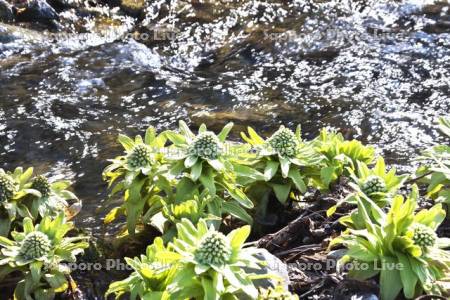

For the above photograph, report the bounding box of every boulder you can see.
[244,249,290,290]
[0,0,14,22]
[15,0,59,25]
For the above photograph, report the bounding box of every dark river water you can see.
[0,0,449,237]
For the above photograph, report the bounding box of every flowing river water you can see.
[0,0,449,296]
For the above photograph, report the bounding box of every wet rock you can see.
[422,3,450,16]
[244,249,290,290]
[327,249,346,261]
[0,0,15,22]
[350,294,379,300]
[47,0,83,9]
[424,21,450,34]
[15,0,59,26]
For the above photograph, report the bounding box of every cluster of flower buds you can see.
[266,127,299,158]
[189,132,222,160]
[19,231,52,260]
[194,231,231,265]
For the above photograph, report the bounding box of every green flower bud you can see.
[189,132,222,160]
[127,145,152,168]
[194,231,231,266]
[32,175,51,198]
[258,286,299,300]
[361,175,387,196]
[266,127,299,158]
[19,231,52,260]
[0,174,15,203]
[412,224,436,249]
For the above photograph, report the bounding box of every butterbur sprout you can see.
[31,175,51,198]
[412,223,437,249]
[361,175,387,196]
[194,231,231,266]
[127,144,152,168]
[266,126,299,158]
[0,173,15,203]
[19,231,52,260]
[189,131,222,160]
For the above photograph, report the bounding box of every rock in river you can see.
[15,0,60,26]
[0,0,14,22]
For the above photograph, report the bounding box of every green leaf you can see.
[264,161,279,181]
[326,205,337,217]
[145,126,156,145]
[50,180,71,191]
[0,236,14,247]
[438,117,450,137]
[185,156,198,168]
[191,162,203,181]
[179,120,195,138]
[30,261,42,283]
[379,260,402,300]
[396,253,418,299]
[198,124,207,133]
[118,134,135,151]
[272,183,291,204]
[207,159,224,172]
[44,273,68,290]
[202,277,218,300]
[233,164,265,181]
[295,124,302,141]
[228,225,251,250]
[20,168,34,187]
[247,127,265,145]
[224,185,254,209]
[288,168,306,193]
[104,207,124,224]
[222,202,253,224]
[200,171,216,195]
[279,157,290,178]
[175,177,198,202]
[218,122,234,142]
[165,131,186,146]
[320,166,336,188]
[23,217,34,234]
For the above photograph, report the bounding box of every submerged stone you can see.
[0,0,14,23]
[15,0,59,26]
